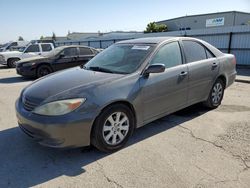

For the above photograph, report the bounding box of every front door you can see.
[21,44,41,59]
[53,47,79,71]
[140,41,188,123]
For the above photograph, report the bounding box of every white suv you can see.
[0,43,54,68]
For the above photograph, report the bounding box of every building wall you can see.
[157,12,250,31]
[235,12,250,26]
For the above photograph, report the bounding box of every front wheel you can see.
[204,79,225,109]
[7,58,20,68]
[36,65,52,78]
[91,104,135,152]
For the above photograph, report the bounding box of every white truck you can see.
[0,41,29,52]
[0,43,54,68]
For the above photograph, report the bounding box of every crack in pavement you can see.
[177,125,250,185]
[96,161,123,188]
[178,125,250,170]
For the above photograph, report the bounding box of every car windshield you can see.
[84,44,153,74]
[1,42,10,48]
[43,46,65,57]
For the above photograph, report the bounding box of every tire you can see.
[7,58,20,68]
[36,65,52,78]
[204,79,225,109]
[91,104,135,153]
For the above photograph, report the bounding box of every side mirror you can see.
[144,64,165,75]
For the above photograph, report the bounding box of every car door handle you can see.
[179,71,188,76]
[212,62,218,68]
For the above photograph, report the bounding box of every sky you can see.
[0,0,250,43]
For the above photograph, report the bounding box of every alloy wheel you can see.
[102,112,129,145]
[211,82,223,104]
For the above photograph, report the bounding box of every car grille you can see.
[22,96,40,111]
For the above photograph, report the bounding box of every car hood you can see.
[22,67,125,104]
[18,56,49,64]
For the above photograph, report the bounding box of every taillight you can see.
[232,56,236,65]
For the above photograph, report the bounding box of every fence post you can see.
[88,41,90,47]
[228,32,233,53]
[100,40,102,48]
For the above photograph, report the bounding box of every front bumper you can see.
[15,98,96,148]
[16,66,36,77]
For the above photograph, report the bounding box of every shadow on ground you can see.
[0,76,34,84]
[0,65,11,70]
[0,104,209,187]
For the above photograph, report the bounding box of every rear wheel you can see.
[36,65,52,78]
[91,104,135,152]
[7,58,20,68]
[204,79,225,109]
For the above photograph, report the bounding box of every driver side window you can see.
[25,44,40,53]
[61,47,78,57]
[150,42,182,68]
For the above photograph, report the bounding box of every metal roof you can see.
[157,11,250,23]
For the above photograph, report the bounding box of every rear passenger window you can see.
[182,41,207,63]
[41,44,52,52]
[79,47,93,55]
[150,42,182,68]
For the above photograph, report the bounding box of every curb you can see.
[235,79,250,84]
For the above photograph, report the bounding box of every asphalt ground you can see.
[0,66,249,188]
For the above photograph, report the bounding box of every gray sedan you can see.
[15,37,236,152]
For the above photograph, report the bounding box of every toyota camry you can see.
[15,37,236,152]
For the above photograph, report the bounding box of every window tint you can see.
[182,41,207,63]
[41,44,52,52]
[61,47,78,57]
[150,42,182,68]
[206,49,215,59]
[79,47,93,55]
[25,44,40,53]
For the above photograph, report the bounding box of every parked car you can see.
[16,45,98,78]
[0,43,54,68]
[0,41,29,52]
[16,37,236,152]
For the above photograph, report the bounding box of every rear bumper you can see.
[15,98,96,148]
[227,70,237,88]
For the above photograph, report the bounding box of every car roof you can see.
[117,37,177,44]
[55,45,95,50]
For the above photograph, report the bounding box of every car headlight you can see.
[22,62,36,67]
[33,98,86,116]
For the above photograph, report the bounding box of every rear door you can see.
[140,41,188,122]
[41,44,53,56]
[53,47,79,71]
[181,40,219,105]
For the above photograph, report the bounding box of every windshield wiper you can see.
[87,66,115,73]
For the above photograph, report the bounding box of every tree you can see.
[18,36,24,41]
[144,22,167,33]
[40,36,44,40]
[52,32,56,41]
